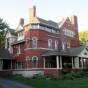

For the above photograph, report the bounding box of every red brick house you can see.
[0,6,88,77]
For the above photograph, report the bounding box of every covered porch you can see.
[0,48,16,75]
[42,46,88,76]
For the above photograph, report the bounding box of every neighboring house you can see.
[0,6,88,77]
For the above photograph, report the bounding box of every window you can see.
[17,45,22,54]
[7,38,10,49]
[15,62,22,69]
[31,24,38,29]
[18,31,24,37]
[26,38,29,48]
[48,39,52,49]
[47,27,52,32]
[62,42,65,50]
[32,37,37,48]
[26,57,30,69]
[55,41,58,50]
[67,43,70,48]
[32,56,38,68]
[79,57,83,68]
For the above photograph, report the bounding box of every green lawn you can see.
[1,76,88,88]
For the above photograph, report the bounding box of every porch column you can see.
[44,57,45,69]
[60,56,62,69]
[56,56,59,69]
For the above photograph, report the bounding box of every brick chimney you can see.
[19,18,24,26]
[29,6,36,22]
[70,15,78,29]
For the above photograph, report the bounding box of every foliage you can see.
[79,30,88,46]
[0,18,9,47]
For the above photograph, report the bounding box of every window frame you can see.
[32,56,38,68]
[26,38,30,49]
[17,45,22,54]
[26,56,30,69]
[48,39,52,49]
[32,37,37,48]
[55,40,58,50]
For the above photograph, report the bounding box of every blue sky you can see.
[0,0,88,31]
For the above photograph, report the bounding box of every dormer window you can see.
[18,31,24,41]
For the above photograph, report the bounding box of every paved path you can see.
[0,78,35,88]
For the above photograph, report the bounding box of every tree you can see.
[79,30,88,46]
[0,18,9,47]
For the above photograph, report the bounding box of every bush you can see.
[49,74,58,81]
[13,74,24,79]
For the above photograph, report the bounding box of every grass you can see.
[1,75,88,88]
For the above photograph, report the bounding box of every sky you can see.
[0,0,88,32]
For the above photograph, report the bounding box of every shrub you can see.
[49,74,58,81]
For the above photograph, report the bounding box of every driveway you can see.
[0,78,35,88]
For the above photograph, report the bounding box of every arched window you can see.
[32,37,37,48]
[26,38,29,49]
[48,39,52,49]
[55,41,58,50]
[26,56,30,69]
[62,42,65,50]
[32,56,38,68]
[67,43,70,48]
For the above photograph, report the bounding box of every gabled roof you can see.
[0,48,16,60]
[41,46,85,56]
[4,28,17,36]
[68,46,85,56]
[8,28,17,35]
[15,24,24,32]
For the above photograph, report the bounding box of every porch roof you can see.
[0,48,16,60]
[41,46,85,56]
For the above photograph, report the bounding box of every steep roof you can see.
[37,17,60,28]
[8,28,17,35]
[68,46,85,56]
[0,48,16,60]
[41,46,85,56]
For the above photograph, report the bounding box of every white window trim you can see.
[48,39,52,49]
[15,62,22,69]
[32,37,38,48]
[62,42,66,50]
[26,38,30,49]
[67,42,70,48]
[32,56,38,68]
[26,56,30,69]
[54,40,58,50]
[17,45,22,54]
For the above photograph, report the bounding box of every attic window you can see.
[84,52,87,55]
